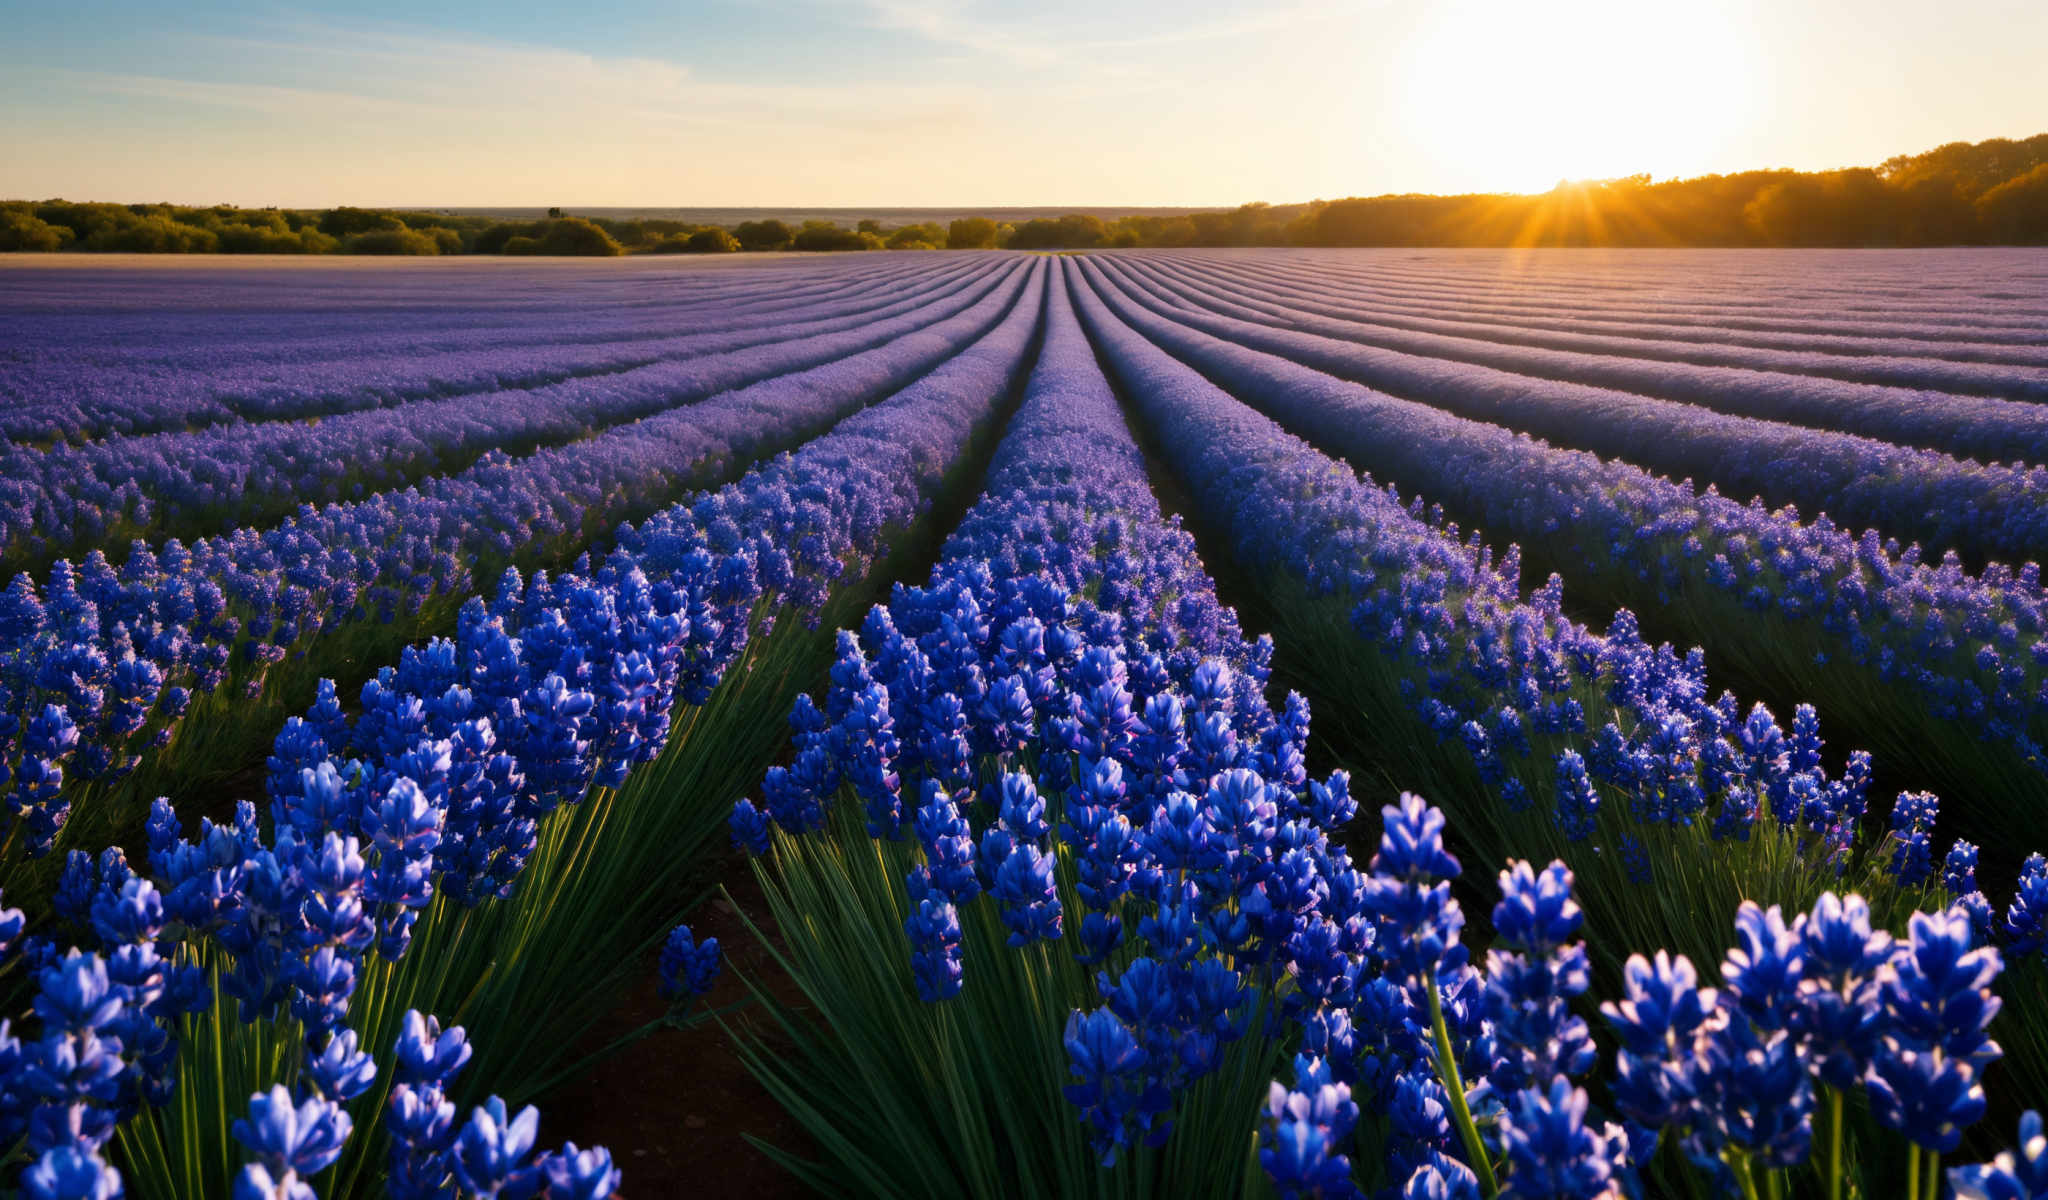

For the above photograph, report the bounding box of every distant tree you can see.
[1977,163,2048,243]
[0,209,72,251]
[683,228,740,253]
[502,236,541,255]
[87,216,219,252]
[217,224,338,253]
[792,221,879,252]
[547,206,565,219]
[1003,214,1104,250]
[529,217,624,256]
[471,222,537,254]
[886,222,945,249]
[945,217,999,249]
[734,219,795,251]
[319,207,396,237]
[857,218,885,235]
[345,227,441,255]
[34,201,143,243]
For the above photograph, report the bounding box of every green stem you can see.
[1927,1151,1942,1200]
[1425,984,1498,1197]
[1908,1144,1922,1200]
[1723,1148,1762,1200]
[1767,1166,1784,1200]
[1827,1086,1844,1200]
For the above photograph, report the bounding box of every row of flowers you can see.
[723,259,2039,1197]
[0,259,1005,567]
[1084,253,2048,569]
[1086,252,2048,852]
[1138,251,2048,456]
[0,262,1053,1195]
[1072,260,2046,947]
[0,259,1032,888]
[0,254,965,444]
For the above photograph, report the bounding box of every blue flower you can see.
[1487,861,1594,1090]
[728,798,772,856]
[1372,792,1460,883]
[232,1164,313,1200]
[1890,791,1940,886]
[1364,794,1466,989]
[450,1096,542,1197]
[657,924,722,1004]
[903,869,964,1003]
[1692,1016,1813,1168]
[1063,1009,1153,1167]
[1600,951,1712,1130]
[1882,907,2003,1067]
[1949,1110,2048,1200]
[305,1030,377,1103]
[1793,892,1890,1090]
[393,1010,472,1086]
[1497,1077,1620,1199]
[231,1085,351,1179]
[992,844,1061,948]
[1867,1045,1986,1154]
[1720,901,1802,1033]
[538,1142,623,1200]
[1492,860,1581,955]
[2007,855,2048,959]
[1262,1054,1361,1200]
[22,1145,123,1200]
[1944,839,1981,896]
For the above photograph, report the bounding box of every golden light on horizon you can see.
[1397,0,1759,194]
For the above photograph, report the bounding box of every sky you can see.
[2,0,2044,207]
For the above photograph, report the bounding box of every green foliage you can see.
[684,227,740,253]
[216,224,338,253]
[1977,162,2048,244]
[792,220,883,252]
[734,218,795,251]
[0,208,72,251]
[344,226,442,255]
[642,227,740,253]
[530,217,624,256]
[887,222,946,250]
[736,803,1276,1200]
[86,216,220,252]
[947,217,1000,249]
[1005,214,1106,249]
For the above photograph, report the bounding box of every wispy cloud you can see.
[849,0,1360,66]
[49,19,991,138]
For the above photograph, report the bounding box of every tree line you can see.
[6,133,2047,255]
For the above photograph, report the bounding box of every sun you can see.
[1396,0,1758,192]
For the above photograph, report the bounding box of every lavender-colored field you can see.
[5,247,2048,1200]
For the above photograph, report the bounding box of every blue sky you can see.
[3,0,2044,206]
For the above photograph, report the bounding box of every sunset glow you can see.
[1,0,2041,205]
[1398,0,1758,191]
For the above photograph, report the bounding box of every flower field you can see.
[1,247,2044,1200]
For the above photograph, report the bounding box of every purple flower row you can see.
[1083,255,2048,813]
[0,259,1010,564]
[0,260,1036,865]
[1154,249,2048,368]
[1151,251,2048,403]
[0,254,969,443]
[1068,262,2043,932]
[0,258,1051,1200]
[1087,255,2048,566]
